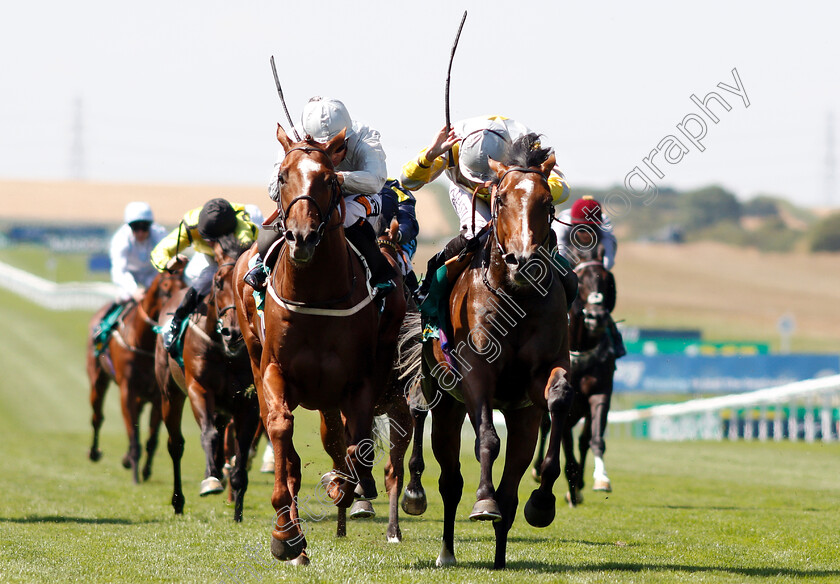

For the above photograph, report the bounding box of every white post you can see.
[758,406,768,441]
[820,394,833,443]
[804,396,816,443]
[788,401,798,441]
[773,403,783,442]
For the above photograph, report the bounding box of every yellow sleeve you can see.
[549,170,570,205]
[399,143,459,191]
[151,221,192,272]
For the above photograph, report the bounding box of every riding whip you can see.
[445,10,467,167]
[270,56,301,141]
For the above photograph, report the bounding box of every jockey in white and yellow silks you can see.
[152,198,258,356]
[400,115,572,303]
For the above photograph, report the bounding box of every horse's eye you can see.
[277,172,286,186]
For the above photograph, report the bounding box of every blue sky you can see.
[1,1,838,207]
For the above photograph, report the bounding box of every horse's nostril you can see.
[285,230,295,242]
[504,253,518,266]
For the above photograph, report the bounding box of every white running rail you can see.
[0,260,117,311]
[608,374,840,442]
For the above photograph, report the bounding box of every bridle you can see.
[488,167,554,260]
[212,261,238,337]
[273,145,343,247]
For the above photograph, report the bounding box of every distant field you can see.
[2,285,840,583]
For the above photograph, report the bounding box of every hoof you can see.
[469,498,502,522]
[142,466,152,482]
[271,535,307,562]
[436,547,457,567]
[172,494,185,515]
[121,454,132,469]
[386,527,402,543]
[593,478,612,492]
[400,487,427,516]
[88,448,102,462]
[565,490,583,507]
[524,489,556,527]
[199,477,224,496]
[289,552,310,566]
[320,472,353,507]
[349,499,375,519]
[354,477,378,501]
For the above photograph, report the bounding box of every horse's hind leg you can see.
[319,409,349,537]
[401,405,428,516]
[578,411,593,492]
[431,391,466,567]
[142,395,162,482]
[493,407,543,569]
[384,400,412,543]
[562,418,582,507]
[589,393,612,492]
[87,353,109,462]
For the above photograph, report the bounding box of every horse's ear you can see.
[596,242,606,262]
[488,156,508,179]
[277,123,293,152]
[539,152,556,179]
[325,127,348,158]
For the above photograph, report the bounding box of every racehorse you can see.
[156,241,260,522]
[232,125,406,564]
[533,236,617,505]
[400,134,574,569]
[86,264,185,483]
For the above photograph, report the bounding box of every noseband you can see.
[274,145,342,246]
[213,262,238,336]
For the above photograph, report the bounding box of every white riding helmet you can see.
[244,203,265,228]
[458,123,511,184]
[301,96,353,143]
[124,201,154,224]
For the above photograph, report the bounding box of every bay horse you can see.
[86,264,185,483]
[534,236,617,505]
[401,134,573,569]
[232,125,406,564]
[155,241,260,522]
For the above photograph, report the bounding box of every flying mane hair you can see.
[507,132,553,170]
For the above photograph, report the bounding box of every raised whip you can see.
[445,10,467,167]
[270,55,301,141]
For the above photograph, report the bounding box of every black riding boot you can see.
[163,288,203,358]
[244,227,282,290]
[345,221,398,294]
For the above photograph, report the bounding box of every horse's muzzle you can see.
[285,228,320,263]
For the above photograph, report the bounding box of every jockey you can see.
[377,178,420,293]
[152,198,258,357]
[111,201,168,302]
[552,196,617,270]
[243,97,397,297]
[92,202,167,351]
[184,203,265,286]
[552,196,626,358]
[400,115,574,303]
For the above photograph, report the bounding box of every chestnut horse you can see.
[156,242,260,522]
[401,134,573,569]
[233,126,405,564]
[534,237,617,506]
[86,265,185,483]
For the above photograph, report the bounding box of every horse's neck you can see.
[276,230,353,302]
[568,310,599,352]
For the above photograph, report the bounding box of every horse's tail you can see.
[396,311,423,382]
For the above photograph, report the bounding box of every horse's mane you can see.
[217,233,250,260]
[506,133,552,170]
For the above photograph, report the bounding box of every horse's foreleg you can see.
[524,366,573,528]
[589,393,612,491]
[231,397,260,522]
[493,406,543,569]
[264,363,306,562]
[188,384,224,497]
[562,416,582,506]
[87,352,109,462]
[531,411,551,480]
[431,392,466,567]
[161,384,186,514]
[401,405,428,516]
[318,409,349,536]
[578,410,593,491]
[119,381,141,483]
[466,389,501,520]
[384,400,412,543]
[142,394,162,482]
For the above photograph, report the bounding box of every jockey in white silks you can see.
[243,96,396,298]
[110,201,168,302]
